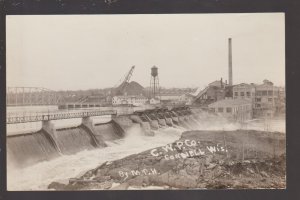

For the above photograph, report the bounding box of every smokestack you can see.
[221,77,223,88]
[228,38,233,86]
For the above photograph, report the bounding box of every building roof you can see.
[181,93,195,97]
[113,95,147,99]
[159,89,195,96]
[233,83,256,88]
[208,99,252,108]
[208,80,227,87]
[160,93,182,96]
[209,80,221,86]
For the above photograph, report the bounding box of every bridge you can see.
[6,87,63,106]
[58,103,111,110]
[6,110,117,124]
[6,87,112,108]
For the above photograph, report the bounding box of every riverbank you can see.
[48,129,286,190]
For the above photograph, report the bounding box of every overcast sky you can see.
[6,13,285,91]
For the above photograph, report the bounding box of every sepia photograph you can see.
[6,13,286,191]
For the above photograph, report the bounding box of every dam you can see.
[7,106,198,168]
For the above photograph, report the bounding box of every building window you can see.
[256,98,261,102]
[241,92,244,96]
[268,98,272,102]
[246,92,250,97]
[262,91,268,96]
[235,92,238,96]
[268,90,273,96]
[218,108,224,113]
[256,104,261,108]
[226,107,232,113]
[256,91,262,96]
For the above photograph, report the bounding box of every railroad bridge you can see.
[6,87,110,109]
[6,87,62,106]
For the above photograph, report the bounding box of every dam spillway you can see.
[94,121,124,141]
[7,130,60,167]
[55,125,98,155]
[7,106,196,168]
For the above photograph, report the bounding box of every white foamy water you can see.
[7,126,185,191]
[192,112,286,133]
[243,118,286,133]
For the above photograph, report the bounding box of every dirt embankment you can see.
[48,130,286,190]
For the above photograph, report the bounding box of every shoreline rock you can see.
[48,129,286,190]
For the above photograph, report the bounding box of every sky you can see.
[6,13,285,91]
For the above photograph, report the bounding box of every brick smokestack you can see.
[228,38,233,86]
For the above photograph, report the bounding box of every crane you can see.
[115,66,135,95]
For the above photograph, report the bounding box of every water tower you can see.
[150,66,160,99]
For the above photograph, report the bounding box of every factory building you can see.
[208,99,252,121]
[112,95,148,106]
[233,83,256,100]
[232,80,285,117]
[158,88,196,104]
[160,94,181,101]
[253,80,282,117]
[232,83,256,111]
[192,79,227,106]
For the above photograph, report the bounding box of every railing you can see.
[6,110,117,124]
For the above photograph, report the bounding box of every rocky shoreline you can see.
[48,130,286,190]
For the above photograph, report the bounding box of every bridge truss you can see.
[6,87,63,106]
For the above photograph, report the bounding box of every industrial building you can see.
[194,36,285,119]
[112,95,148,106]
[233,80,285,117]
[253,80,283,117]
[191,79,228,106]
[159,89,195,101]
[233,83,256,100]
[208,99,253,121]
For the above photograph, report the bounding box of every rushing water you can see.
[6,106,285,191]
[7,126,185,190]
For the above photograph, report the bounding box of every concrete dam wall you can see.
[55,125,99,155]
[7,107,197,167]
[7,130,60,167]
